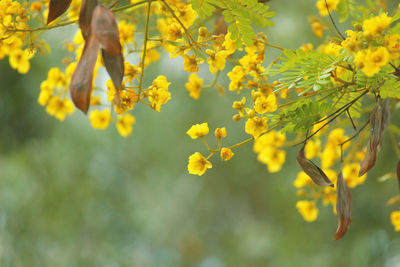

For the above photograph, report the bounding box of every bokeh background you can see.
[1,0,400,266]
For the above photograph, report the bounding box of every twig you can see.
[324,0,345,40]
[340,119,370,147]
[138,0,152,95]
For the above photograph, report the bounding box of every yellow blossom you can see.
[185,73,203,100]
[296,200,318,222]
[311,21,323,38]
[341,30,359,53]
[300,43,314,52]
[90,95,101,106]
[124,62,141,81]
[46,96,74,121]
[254,93,277,114]
[116,89,137,114]
[206,49,227,74]
[176,4,197,28]
[183,54,202,72]
[187,123,209,139]
[355,47,389,77]
[293,171,313,188]
[166,22,182,41]
[47,67,67,88]
[321,142,337,169]
[118,20,135,45]
[215,128,227,139]
[144,42,160,66]
[385,34,400,59]
[245,117,268,138]
[188,152,212,176]
[9,49,32,74]
[257,147,285,172]
[316,0,340,16]
[223,32,241,55]
[253,131,286,153]
[319,42,342,56]
[305,140,321,159]
[148,75,171,112]
[343,163,366,188]
[89,109,112,130]
[391,211,400,231]
[221,148,234,161]
[30,1,42,11]
[363,13,392,39]
[232,97,246,116]
[116,114,136,137]
[38,80,53,107]
[38,90,51,106]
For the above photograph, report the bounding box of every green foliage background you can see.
[0,0,399,266]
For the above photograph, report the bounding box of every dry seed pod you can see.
[334,171,352,240]
[297,145,333,187]
[47,0,72,24]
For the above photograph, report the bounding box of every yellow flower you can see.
[47,67,67,88]
[316,0,340,16]
[300,43,314,52]
[183,54,202,72]
[223,32,240,55]
[176,3,197,28]
[391,210,400,231]
[254,93,277,114]
[311,21,323,38]
[305,139,321,159]
[253,131,285,153]
[188,152,212,176]
[343,163,366,188]
[363,13,392,39]
[124,62,141,81]
[385,34,400,59]
[148,75,171,112]
[116,114,136,137]
[38,90,51,106]
[319,42,342,56]
[257,147,285,172]
[116,88,137,114]
[185,73,203,99]
[321,142,337,169]
[355,47,389,77]
[296,200,318,222]
[206,49,227,74]
[118,20,135,45]
[30,1,42,11]
[215,127,227,139]
[328,128,349,147]
[220,148,234,161]
[187,123,209,139]
[144,42,160,66]
[341,30,358,53]
[245,117,268,138]
[232,97,246,117]
[293,171,313,188]
[38,80,53,106]
[227,66,246,92]
[89,109,112,129]
[166,22,182,41]
[90,95,101,106]
[46,96,74,121]
[9,49,32,74]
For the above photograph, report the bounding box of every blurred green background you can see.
[1,0,400,266]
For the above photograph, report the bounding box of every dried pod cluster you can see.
[47,0,124,113]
